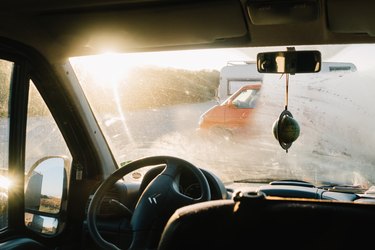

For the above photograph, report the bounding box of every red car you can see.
[198,83,261,135]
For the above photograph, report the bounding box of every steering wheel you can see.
[87,155,211,250]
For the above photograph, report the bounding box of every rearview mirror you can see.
[257,50,321,74]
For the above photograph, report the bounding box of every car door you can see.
[224,85,260,129]
[0,47,72,249]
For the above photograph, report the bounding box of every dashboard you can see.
[91,167,375,221]
[83,166,375,249]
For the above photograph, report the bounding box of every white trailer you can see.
[218,61,263,102]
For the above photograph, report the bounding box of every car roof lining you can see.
[36,1,248,56]
[1,0,375,63]
[326,0,375,36]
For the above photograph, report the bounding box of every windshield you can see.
[69,44,375,188]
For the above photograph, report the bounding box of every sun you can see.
[0,175,11,190]
[71,52,134,88]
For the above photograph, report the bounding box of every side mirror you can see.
[25,156,69,235]
[257,50,321,74]
[228,101,238,108]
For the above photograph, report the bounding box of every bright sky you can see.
[69,44,375,90]
[36,158,64,198]
[97,48,252,70]
[71,44,364,76]
[70,48,253,87]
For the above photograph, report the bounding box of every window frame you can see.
[0,45,69,238]
[0,38,118,247]
[8,58,30,234]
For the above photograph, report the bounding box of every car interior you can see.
[1,0,375,249]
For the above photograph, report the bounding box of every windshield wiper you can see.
[233,178,278,184]
[232,179,368,194]
[318,184,367,194]
[233,178,315,187]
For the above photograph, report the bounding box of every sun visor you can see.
[36,1,248,56]
[247,0,319,25]
[327,0,375,36]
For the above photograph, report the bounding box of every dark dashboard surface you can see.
[83,168,375,249]
[91,169,375,220]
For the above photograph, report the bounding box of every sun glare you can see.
[79,52,131,87]
[0,175,11,190]
[70,48,251,88]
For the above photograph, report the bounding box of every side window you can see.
[232,89,259,109]
[0,60,14,230]
[24,81,72,235]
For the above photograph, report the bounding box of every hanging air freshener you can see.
[257,47,321,152]
[272,72,300,153]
